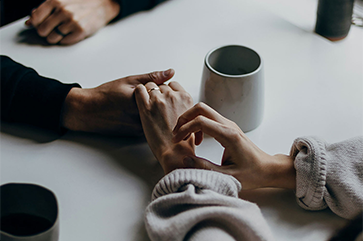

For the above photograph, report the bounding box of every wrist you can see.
[159,140,195,174]
[265,154,296,189]
[61,87,92,131]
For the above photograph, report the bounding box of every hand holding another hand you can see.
[26,0,120,44]
[172,103,296,190]
[135,80,195,174]
[62,69,174,136]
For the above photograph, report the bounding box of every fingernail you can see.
[163,69,171,77]
[183,156,195,167]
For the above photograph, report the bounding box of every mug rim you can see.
[205,44,262,78]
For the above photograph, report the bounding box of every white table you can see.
[1,0,362,240]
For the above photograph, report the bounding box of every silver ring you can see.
[147,87,160,93]
[54,26,67,37]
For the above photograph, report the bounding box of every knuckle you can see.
[134,85,143,95]
[195,102,206,111]
[194,116,205,127]
[147,72,158,82]
[37,27,47,37]
[153,96,166,106]
[227,129,241,142]
[180,91,192,102]
[46,36,58,44]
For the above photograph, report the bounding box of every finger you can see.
[25,18,32,26]
[59,29,86,45]
[135,84,150,110]
[168,81,185,91]
[37,10,67,37]
[46,31,63,44]
[46,21,73,44]
[57,21,74,36]
[173,102,226,134]
[183,155,226,173]
[195,131,203,146]
[29,1,55,27]
[145,82,162,97]
[135,69,175,85]
[173,115,234,148]
[159,84,171,93]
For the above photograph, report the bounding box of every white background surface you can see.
[1,0,362,240]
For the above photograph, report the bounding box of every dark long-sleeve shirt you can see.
[117,0,167,19]
[0,56,80,132]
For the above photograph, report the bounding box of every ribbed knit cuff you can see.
[151,169,241,201]
[291,136,328,211]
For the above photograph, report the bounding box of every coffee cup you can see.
[0,183,59,241]
[199,45,264,132]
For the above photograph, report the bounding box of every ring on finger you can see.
[147,87,160,93]
[54,26,67,37]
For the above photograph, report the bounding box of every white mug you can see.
[199,45,264,132]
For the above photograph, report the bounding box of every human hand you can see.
[172,103,296,190]
[135,81,195,174]
[25,0,120,44]
[61,69,175,136]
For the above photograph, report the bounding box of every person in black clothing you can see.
[1,0,166,44]
[0,55,174,135]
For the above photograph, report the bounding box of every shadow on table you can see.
[16,28,51,46]
[0,122,60,143]
[239,188,346,238]
[0,122,160,241]
[61,132,162,241]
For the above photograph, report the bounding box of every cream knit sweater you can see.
[145,136,363,241]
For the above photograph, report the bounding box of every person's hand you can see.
[135,81,195,174]
[172,102,296,190]
[61,69,175,136]
[25,0,120,44]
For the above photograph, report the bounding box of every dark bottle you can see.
[315,0,355,41]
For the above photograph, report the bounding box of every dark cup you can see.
[0,183,59,241]
[315,0,354,41]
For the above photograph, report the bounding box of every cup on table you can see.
[0,183,59,241]
[199,45,264,132]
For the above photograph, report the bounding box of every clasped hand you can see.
[136,85,296,189]
[26,0,120,44]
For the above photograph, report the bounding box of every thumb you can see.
[138,69,175,85]
[183,155,222,171]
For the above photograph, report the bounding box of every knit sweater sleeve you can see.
[0,55,81,133]
[145,169,274,241]
[291,136,363,219]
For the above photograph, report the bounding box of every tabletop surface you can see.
[1,0,362,240]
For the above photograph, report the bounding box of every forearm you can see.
[145,169,274,241]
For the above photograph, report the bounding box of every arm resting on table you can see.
[145,169,274,241]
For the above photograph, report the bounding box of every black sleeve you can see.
[114,0,167,20]
[0,55,81,133]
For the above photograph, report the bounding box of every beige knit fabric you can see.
[145,136,363,240]
[292,136,363,219]
[145,169,274,241]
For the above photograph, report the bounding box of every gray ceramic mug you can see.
[199,45,264,132]
[0,183,59,241]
